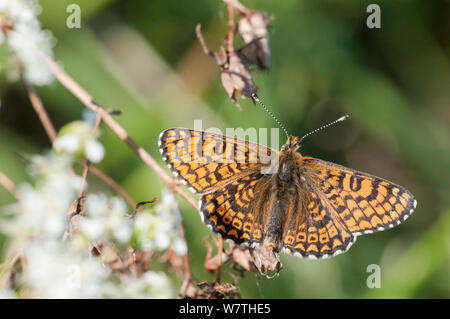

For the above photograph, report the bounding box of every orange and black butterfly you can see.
[158,124,416,259]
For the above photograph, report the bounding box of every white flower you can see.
[134,213,170,252]
[53,134,81,153]
[1,0,55,86]
[24,241,108,298]
[53,121,105,163]
[81,194,132,243]
[0,153,79,244]
[133,189,185,253]
[113,223,132,243]
[141,271,173,298]
[0,288,17,299]
[172,237,188,256]
[79,218,105,240]
[155,231,171,249]
[104,271,174,298]
[84,139,105,163]
[155,188,182,221]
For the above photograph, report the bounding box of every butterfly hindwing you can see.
[281,189,356,259]
[159,128,276,194]
[301,157,417,235]
[200,172,270,245]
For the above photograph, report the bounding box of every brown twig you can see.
[226,0,236,52]
[0,172,20,201]
[74,112,102,199]
[127,198,157,217]
[215,238,224,283]
[225,0,249,16]
[0,251,25,288]
[77,159,91,200]
[177,218,195,295]
[66,112,102,238]
[195,24,217,60]
[20,75,57,143]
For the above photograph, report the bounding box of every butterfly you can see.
[158,128,416,259]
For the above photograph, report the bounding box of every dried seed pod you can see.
[238,10,271,70]
[219,49,257,110]
[196,24,257,110]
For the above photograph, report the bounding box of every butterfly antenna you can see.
[251,93,289,139]
[298,115,349,143]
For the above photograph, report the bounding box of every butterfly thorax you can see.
[264,148,303,251]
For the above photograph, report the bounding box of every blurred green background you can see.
[1,0,449,298]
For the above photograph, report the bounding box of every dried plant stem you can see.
[226,0,236,52]
[0,171,20,201]
[215,238,224,283]
[225,0,249,16]
[78,160,91,199]
[195,24,217,60]
[75,113,101,200]
[21,75,57,143]
[178,219,194,288]
[0,251,24,288]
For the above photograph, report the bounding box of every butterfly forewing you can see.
[159,128,277,194]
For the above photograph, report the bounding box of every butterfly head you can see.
[281,135,300,151]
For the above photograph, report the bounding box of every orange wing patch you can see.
[281,190,356,259]
[302,158,417,235]
[199,172,269,245]
[159,128,276,194]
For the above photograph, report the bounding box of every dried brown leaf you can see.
[231,245,255,272]
[220,50,257,110]
[238,10,271,70]
[196,24,257,111]
[203,237,227,272]
[160,246,185,278]
[197,281,239,299]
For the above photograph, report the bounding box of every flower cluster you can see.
[80,188,187,256]
[81,194,132,243]
[133,189,187,255]
[0,0,55,85]
[53,120,105,163]
[0,152,103,298]
[0,1,184,299]
[0,121,180,298]
[104,271,174,299]
[0,153,80,246]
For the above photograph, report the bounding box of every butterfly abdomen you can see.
[264,150,301,250]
